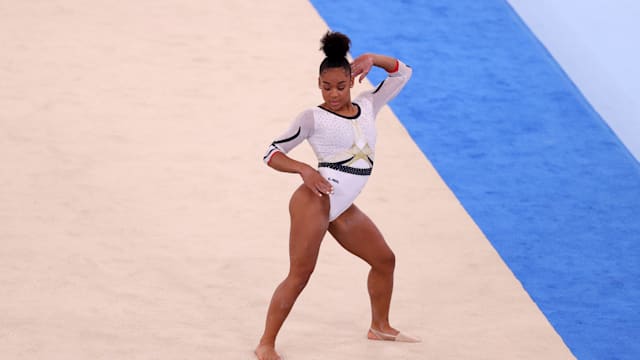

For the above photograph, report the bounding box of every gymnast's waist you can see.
[318,162,372,176]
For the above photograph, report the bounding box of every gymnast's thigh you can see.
[288,185,331,267]
[328,204,394,265]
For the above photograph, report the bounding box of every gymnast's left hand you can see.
[351,54,374,83]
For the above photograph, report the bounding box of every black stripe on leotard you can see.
[318,160,372,176]
[273,126,301,145]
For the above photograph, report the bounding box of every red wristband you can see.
[389,60,399,73]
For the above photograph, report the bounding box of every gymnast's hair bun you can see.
[320,31,351,59]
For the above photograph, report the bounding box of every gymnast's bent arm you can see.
[263,109,333,197]
[351,53,412,114]
[267,152,333,197]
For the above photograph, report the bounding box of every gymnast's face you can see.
[319,67,354,112]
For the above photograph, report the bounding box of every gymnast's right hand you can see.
[300,165,334,197]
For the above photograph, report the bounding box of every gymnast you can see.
[256,31,418,360]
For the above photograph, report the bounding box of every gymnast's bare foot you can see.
[255,343,281,360]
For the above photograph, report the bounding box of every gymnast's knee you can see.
[287,265,315,291]
[373,250,395,274]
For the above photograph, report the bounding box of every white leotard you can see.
[264,61,412,221]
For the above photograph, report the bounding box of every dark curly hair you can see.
[319,31,351,75]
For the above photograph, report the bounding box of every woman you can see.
[256,31,417,360]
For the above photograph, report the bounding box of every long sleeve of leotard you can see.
[358,60,412,116]
[263,109,315,164]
